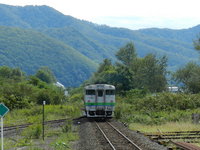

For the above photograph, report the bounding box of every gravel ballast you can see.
[73,117,103,150]
[73,117,167,150]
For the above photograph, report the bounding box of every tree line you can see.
[86,42,168,93]
[1,37,200,110]
[0,66,66,110]
[86,37,200,94]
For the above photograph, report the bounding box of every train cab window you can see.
[86,90,95,95]
[98,90,103,97]
[106,90,115,95]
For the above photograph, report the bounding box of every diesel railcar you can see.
[84,84,115,118]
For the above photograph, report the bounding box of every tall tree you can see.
[96,59,113,74]
[116,42,137,67]
[173,62,200,93]
[140,54,168,92]
[35,66,56,84]
[87,59,116,84]
[87,42,168,92]
[0,66,25,80]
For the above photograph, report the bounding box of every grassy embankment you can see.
[130,122,200,133]
[68,88,200,132]
[114,91,200,133]
[1,103,82,150]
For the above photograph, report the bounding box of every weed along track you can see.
[95,121,142,150]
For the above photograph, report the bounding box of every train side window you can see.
[86,90,95,95]
[98,90,103,97]
[106,90,115,95]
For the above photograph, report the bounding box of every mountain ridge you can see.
[0,4,199,86]
[0,25,97,86]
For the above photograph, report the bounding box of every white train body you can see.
[84,84,115,118]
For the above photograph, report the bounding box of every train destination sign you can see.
[0,103,9,117]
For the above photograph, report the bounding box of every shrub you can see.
[131,93,200,112]
[36,90,51,105]
[68,93,83,102]
[62,120,72,133]
[114,105,122,119]
[22,124,42,139]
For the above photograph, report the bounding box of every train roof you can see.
[85,84,115,90]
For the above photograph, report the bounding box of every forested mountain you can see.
[0,4,199,86]
[0,26,97,86]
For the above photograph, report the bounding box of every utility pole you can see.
[42,101,45,141]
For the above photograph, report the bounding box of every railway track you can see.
[143,130,200,149]
[0,118,67,133]
[172,141,200,150]
[144,130,200,142]
[95,121,142,150]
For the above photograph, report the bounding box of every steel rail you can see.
[147,133,200,137]
[144,130,200,142]
[3,123,31,131]
[172,141,200,150]
[107,122,142,150]
[144,130,200,136]
[95,121,116,150]
[150,136,200,140]
[0,118,67,132]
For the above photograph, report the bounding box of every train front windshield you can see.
[86,90,95,95]
[105,90,115,95]
[85,89,115,95]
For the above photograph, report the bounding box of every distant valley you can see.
[0,4,199,86]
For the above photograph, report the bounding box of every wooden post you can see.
[43,101,45,141]
[1,117,3,150]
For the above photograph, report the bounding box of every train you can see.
[84,84,116,118]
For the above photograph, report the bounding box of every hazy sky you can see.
[0,0,200,29]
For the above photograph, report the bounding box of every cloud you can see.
[90,16,200,30]
[0,0,199,29]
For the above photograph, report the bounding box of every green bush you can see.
[127,93,200,112]
[68,93,83,102]
[0,66,67,110]
[114,106,122,119]
[126,89,149,99]
[36,90,51,105]
[115,93,200,125]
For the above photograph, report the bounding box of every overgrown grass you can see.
[129,122,200,133]
[4,104,81,126]
[3,128,78,150]
[51,132,78,150]
[114,90,200,145]
[115,92,200,125]
[4,104,80,150]
[22,124,42,139]
[115,102,200,125]
[50,119,78,150]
